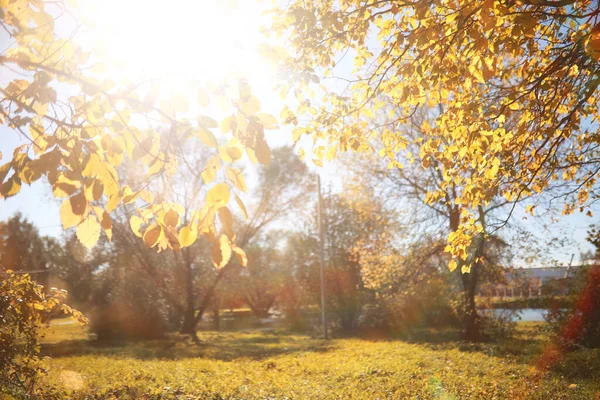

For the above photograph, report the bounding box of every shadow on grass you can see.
[41,330,335,362]
[356,324,548,366]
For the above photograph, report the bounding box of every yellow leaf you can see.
[218,206,234,238]
[83,153,103,177]
[235,194,248,220]
[140,190,154,204]
[130,215,143,237]
[241,95,261,115]
[143,223,162,248]
[92,179,104,201]
[226,167,247,192]
[207,183,231,205]
[99,211,112,230]
[257,113,279,129]
[0,176,21,198]
[70,192,88,216]
[178,225,197,248]
[122,186,139,204]
[196,127,218,147]
[60,198,82,229]
[76,216,101,249]
[448,259,457,272]
[220,115,237,134]
[247,141,270,166]
[232,245,247,267]
[201,155,220,184]
[106,193,120,212]
[212,234,232,269]
[225,143,243,162]
[199,116,219,129]
[163,208,180,228]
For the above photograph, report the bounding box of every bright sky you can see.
[0,0,595,265]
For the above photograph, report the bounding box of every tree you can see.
[237,146,316,247]
[281,189,394,333]
[47,231,109,307]
[0,213,52,289]
[1,1,274,267]
[236,235,286,318]
[341,125,515,339]
[270,0,600,284]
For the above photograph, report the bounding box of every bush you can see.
[89,304,167,341]
[545,266,600,349]
[88,268,168,341]
[478,308,518,340]
[0,269,85,398]
[358,277,461,336]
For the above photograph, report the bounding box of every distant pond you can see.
[483,308,547,322]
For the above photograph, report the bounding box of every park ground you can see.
[40,321,600,399]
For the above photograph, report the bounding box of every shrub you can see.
[359,277,461,336]
[478,308,519,340]
[0,269,86,398]
[89,303,167,341]
[88,269,168,341]
[546,266,600,349]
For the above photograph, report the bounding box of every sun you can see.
[75,0,274,94]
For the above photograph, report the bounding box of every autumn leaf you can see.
[226,167,247,192]
[143,224,162,248]
[257,113,279,129]
[196,127,218,147]
[178,225,198,248]
[212,234,232,269]
[130,215,143,237]
[70,192,87,216]
[232,245,247,267]
[60,198,82,229]
[207,183,231,205]
[220,115,237,134]
[0,176,21,198]
[163,208,180,228]
[235,194,248,220]
[76,216,101,249]
[218,206,234,238]
[201,155,220,184]
[99,211,112,230]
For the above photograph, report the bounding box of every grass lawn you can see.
[39,320,600,399]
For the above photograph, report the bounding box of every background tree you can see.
[47,231,109,307]
[340,123,516,340]
[0,213,52,289]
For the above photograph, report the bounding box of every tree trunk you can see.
[449,205,483,341]
[180,306,196,334]
[212,298,221,331]
[179,249,199,342]
[462,280,481,341]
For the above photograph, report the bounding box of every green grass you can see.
[39,322,600,399]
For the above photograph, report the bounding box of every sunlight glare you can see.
[77,0,275,94]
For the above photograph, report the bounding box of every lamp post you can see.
[317,173,328,339]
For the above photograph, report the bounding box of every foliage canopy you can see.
[270,0,600,264]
